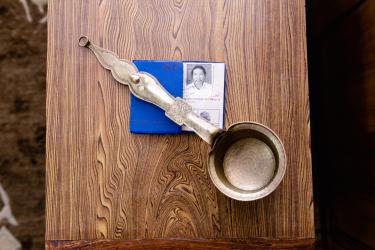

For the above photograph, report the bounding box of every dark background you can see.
[0,1,46,249]
[307,0,375,249]
[0,0,373,249]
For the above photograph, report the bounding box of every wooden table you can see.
[46,0,314,249]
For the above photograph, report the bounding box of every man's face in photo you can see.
[192,68,205,84]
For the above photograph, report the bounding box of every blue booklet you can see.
[130,60,226,134]
[130,60,183,134]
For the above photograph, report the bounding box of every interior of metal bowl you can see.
[208,122,286,201]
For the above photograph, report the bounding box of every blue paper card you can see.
[130,60,183,134]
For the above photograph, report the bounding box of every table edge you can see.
[46,237,315,249]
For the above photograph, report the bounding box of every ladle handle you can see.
[79,36,223,145]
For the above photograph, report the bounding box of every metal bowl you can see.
[208,122,286,201]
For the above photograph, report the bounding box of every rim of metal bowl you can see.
[208,121,286,201]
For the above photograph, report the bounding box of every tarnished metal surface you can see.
[208,122,286,201]
[223,138,276,191]
[79,36,286,201]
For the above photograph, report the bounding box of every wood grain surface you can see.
[46,0,314,242]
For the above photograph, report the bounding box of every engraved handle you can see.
[79,36,223,145]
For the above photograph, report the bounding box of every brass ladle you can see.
[78,35,286,201]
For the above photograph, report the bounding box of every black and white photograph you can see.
[183,63,213,98]
[196,109,221,127]
[182,62,226,131]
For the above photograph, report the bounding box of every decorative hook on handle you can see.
[79,35,138,86]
